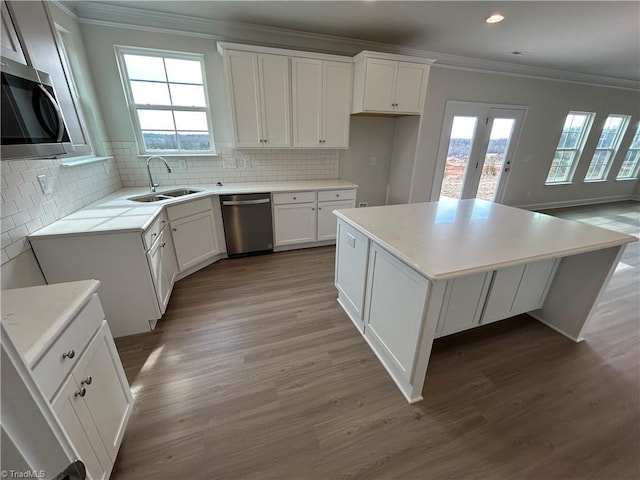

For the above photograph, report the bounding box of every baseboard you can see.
[175,252,228,281]
[514,194,637,211]
[274,239,335,252]
[528,312,583,343]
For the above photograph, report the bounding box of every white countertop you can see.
[2,280,100,366]
[334,199,637,281]
[30,180,357,239]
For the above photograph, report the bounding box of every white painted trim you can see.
[65,1,639,91]
[514,194,637,211]
[353,50,436,65]
[217,42,352,63]
[273,239,335,252]
[60,155,113,167]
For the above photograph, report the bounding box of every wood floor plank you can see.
[112,201,640,479]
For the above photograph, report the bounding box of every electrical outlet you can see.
[370,157,377,166]
[223,158,237,169]
[37,174,53,196]
[346,233,356,248]
[242,157,252,169]
[358,201,368,208]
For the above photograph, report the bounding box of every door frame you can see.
[431,101,528,203]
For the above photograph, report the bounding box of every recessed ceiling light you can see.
[486,14,505,24]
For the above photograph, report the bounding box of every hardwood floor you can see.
[113,201,639,480]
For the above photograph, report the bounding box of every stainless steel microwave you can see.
[1,57,72,160]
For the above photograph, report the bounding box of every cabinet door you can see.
[364,244,429,381]
[511,259,557,314]
[51,376,110,480]
[258,54,290,147]
[322,61,352,148]
[317,200,355,241]
[394,62,428,114]
[273,203,317,246]
[170,211,218,271]
[437,272,491,337]
[362,58,397,112]
[1,2,26,64]
[224,50,262,147]
[482,264,526,325]
[74,322,133,462]
[292,57,322,147]
[147,229,178,313]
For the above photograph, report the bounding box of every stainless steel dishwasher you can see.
[220,193,273,256]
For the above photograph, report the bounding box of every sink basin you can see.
[128,188,202,203]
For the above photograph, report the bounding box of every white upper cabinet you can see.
[352,51,434,115]
[1,1,26,64]
[292,57,352,148]
[221,49,290,148]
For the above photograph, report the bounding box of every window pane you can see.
[142,131,178,150]
[165,58,203,84]
[124,54,166,82]
[169,84,206,107]
[547,151,575,183]
[617,150,640,179]
[177,132,211,150]
[137,109,175,130]
[585,150,611,180]
[630,125,640,149]
[442,116,478,199]
[174,111,208,131]
[131,81,171,105]
[596,116,625,149]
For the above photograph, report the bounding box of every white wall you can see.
[339,116,395,206]
[410,67,640,208]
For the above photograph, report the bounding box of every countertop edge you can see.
[334,210,636,282]
[24,280,101,367]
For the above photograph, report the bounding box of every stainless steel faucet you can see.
[146,156,172,192]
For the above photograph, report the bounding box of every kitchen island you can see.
[333,199,636,403]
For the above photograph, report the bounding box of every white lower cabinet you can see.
[147,218,178,314]
[46,296,132,480]
[167,198,220,272]
[273,189,357,248]
[436,272,492,337]
[273,203,317,246]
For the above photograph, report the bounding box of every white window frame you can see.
[616,123,640,180]
[584,114,630,182]
[115,46,216,156]
[545,111,595,185]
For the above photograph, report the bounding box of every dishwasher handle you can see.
[222,198,271,206]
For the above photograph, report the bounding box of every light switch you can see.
[346,233,356,248]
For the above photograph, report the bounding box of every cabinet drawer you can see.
[142,210,167,250]
[272,191,316,205]
[32,294,104,400]
[318,189,356,202]
[167,197,212,221]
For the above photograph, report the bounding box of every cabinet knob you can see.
[152,233,157,239]
[293,197,297,200]
[74,387,86,398]
[81,376,92,385]
[336,194,340,197]
[161,220,165,225]
[172,227,177,232]
[161,242,166,248]
[312,207,315,211]
[318,207,322,210]
[62,349,75,360]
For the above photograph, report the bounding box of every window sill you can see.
[136,153,219,158]
[615,177,639,182]
[60,156,113,167]
[583,179,608,183]
[544,181,574,186]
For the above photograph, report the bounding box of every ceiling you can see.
[62,1,640,87]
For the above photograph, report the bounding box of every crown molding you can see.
[65,1,639,91]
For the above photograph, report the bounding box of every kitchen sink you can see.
[128,188,202,203]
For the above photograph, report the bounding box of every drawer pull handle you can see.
[62,350,75,359]
[74,387,86,398]
[172,228,177,232]
[336,194,340,197]
[81,376,92,385]
[293,197,297,200]
[152,233,157,238]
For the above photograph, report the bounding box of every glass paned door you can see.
[441,116,478,199]
[434,101,525,203]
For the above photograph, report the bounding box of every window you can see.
[116,47,215,154]
[545,111,595,184]
[616,123,640,180]
[584,115,630,181]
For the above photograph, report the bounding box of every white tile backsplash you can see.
[112,142,340,187]
[1,141,340,266]
[0,149,122,265]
